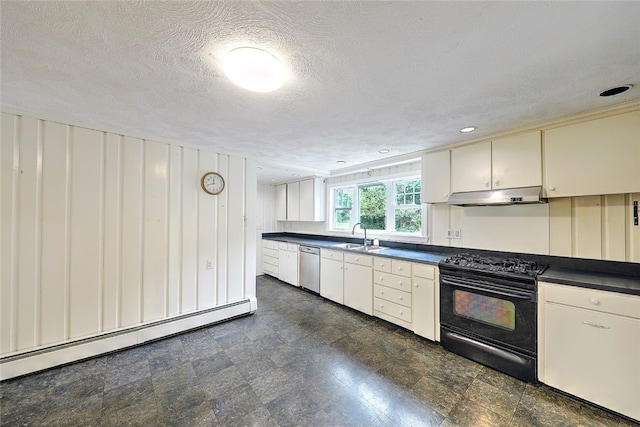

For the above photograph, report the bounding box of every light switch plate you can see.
[446,229,454,239]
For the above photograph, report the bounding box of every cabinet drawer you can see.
[263,262,279,276]
[375,271,411,292]
[287,243,298,251]
[278,241,288,250]
[412,263,435,279]
[263,248,279,259]
[374,297,412,323]
[543,282,640,319]
[344,252,373,267]
[392,260,411,277]
[375,284,411,308]
[263,240,279,250]
[263,255,278,267]
[373,257,392,273]
[321,249,343,261]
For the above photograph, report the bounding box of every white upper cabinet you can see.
[492,131,542,189]
[452,141,492,193]
[299,178,325,221]
[286,181,300,221]
[451,131,541,193]
[276,178,325,221]
[544,111,640,198]
[421,150,451,203]
[275,184,287,221]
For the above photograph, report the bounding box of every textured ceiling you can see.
[2,1,639,183]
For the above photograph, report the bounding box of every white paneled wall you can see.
[0,112,256,359]
[549,194,640,262]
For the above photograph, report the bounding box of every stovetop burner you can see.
[439,253,547,277]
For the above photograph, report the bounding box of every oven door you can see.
[440,272,536,355]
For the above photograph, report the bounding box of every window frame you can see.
[327,173,426,239]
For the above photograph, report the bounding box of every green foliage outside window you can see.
[359,184,387,230]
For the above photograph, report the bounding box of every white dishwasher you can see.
[299,245,320,293]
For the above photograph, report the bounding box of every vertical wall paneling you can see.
[602,194,626,262]
[120,137,144,326]
[142,140,169,322]
[198,151,217,309]
[430,204,451,246]
[1,112,256,366]
[227,156,245,302]
[549,198,572,257]
[102,133,122,331]
[1,114,18,354]
[627,193,640,262]
[40,121,69,345]
[68,127,102,339]
[245,159,257,301]
[181,147,198,313]
[16,117,39,350]
[167,145,182,316]
[572,196,603,260]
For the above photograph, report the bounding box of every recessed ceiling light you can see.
[378,149,389,154]
[336,160,347,165]
[459,126,476,133]
[599,84,632,97]
[224,47,286,93]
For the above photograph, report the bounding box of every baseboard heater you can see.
[0,298,256,381]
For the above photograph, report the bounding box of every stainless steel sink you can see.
[331,243,385,252]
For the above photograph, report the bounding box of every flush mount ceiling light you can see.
[336,160,347,165]
[224,47,286,93]
[378,149,390,154]
[599,84,632,97]
[459,126,477,133]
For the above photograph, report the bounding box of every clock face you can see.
[201,172,225,195]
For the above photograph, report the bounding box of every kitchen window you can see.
[330,176,424,235]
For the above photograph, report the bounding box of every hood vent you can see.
[447,186,546,206]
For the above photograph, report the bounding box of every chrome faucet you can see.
[352,222,369,247]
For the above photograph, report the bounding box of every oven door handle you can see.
[441,277,534,300]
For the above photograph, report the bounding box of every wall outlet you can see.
[446,229,454,239]
[206,260,213,269]
[453,229,462,239]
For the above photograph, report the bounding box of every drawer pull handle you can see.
[582,320,610,329]
[399,311,403,315]
[380,304,384,309]
[589,298,601,305]
[399,296,403,300]
[380,290,384,295]
[415,283,418,288]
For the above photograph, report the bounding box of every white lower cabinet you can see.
[373,258,413,328]
[412,263,437,341]
[343,253,373,315]
[320,250,344,304]
[278,242,299,286]
[540,282,640,421]
[262,240,279,277]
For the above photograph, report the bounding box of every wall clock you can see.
[200,172,225,195]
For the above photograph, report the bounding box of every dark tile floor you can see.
[1,275,637,426]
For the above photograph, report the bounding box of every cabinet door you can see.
[275,184,287,221]
[544,303,640,420]
[286,181,300,221]
[278,249,298,286]
[544,111,640,197]
[491,131,541,189]
[422,150,451,203]
[320,257,343,304]
[412,276,435,340]
[299,178,314,221]
[451,141,492,193]
[343,263,373,315]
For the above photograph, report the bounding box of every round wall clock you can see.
[200,172,225,195]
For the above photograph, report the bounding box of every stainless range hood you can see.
[447,186,546,206]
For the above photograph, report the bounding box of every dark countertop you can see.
[262,232,640,297]
[539,267,640,296]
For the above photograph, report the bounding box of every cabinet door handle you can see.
[582,320,610,329]
[589,298,601,306]
[495,180,500,186]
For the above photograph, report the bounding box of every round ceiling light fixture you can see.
[599,84,632,97]
[336,160,347,165]
[378,149,390,154]
[224,47,286,93]
[459,126,477,133]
